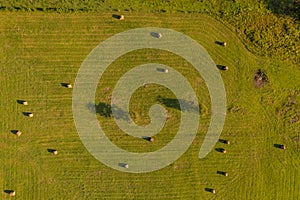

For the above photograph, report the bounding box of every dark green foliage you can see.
[0,0,298,63]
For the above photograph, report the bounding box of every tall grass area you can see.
[0,0,299,63]
[0,12,299,199]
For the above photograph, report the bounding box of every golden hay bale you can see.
[67,84,72,88]
[53,150,58,155]
[222,42,227,47]
[119,15,124,20]
[149,137,154,142]
[10,191,16,196]
[28,113,33,117]
[124,164,129,168]
[23,101,28,105]
[16,131,22,136]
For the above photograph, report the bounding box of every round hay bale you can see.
[67,84,72,88]
[16,131,22,137]
[53,150,58,155]
[224,172,228,176]
[124,164,129,168]
[222,42,227,47]
[28,113,33,117]
[221,149,226,153]
[23,101,28,105]
[119,15,124,20]
[149,137,154,142]
[10,191,15,196]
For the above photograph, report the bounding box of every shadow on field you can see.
[219,139,230,144]
[118,163,127,168]
[150,32,162,38]
[17,100,26,104]
[264,0,300,20]
[60,83,70,88]
[87,102,129,121]
[10,130,18,135]
[47,149,56,153]
[157,96,200,114]
[112,14,123,20]
[215,148,226,153]
[273,144,286,149]
[216,65,228,71]
[4,190,13,194]
[215,41,225,46]
[142,136,153,142]
[217,171,228,176]
[204,188,215,193]
[88,102,112,118]
[22,112,32,117]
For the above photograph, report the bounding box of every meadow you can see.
[0,2,299,200]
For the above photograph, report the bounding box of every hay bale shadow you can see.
[4,190,14,194]
[60,83,72,88]
[112,14,123,20]
[22,112,32,117]
[204,188,215,193]
[118,163,128,168]
[217,171,228,176]
[47,149,56,153]
[156,67,168,72]
[17,100,26,105]
[10,130,18,134]
[142,136,154,142]
[217,170,224,175]
[274,144,286,149]
[215,41,226,46]
[61,83,69,87]
[217,65,228,70]
[219,139,230,144]
[150,32,162,38]
[215,148,226,153]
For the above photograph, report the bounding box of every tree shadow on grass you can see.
[157,96,200,114]
[87,102,129,121]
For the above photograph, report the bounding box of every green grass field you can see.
[0,11,299,199]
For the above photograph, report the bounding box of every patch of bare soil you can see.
[254,69,268,88]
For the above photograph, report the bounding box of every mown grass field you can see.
[0,11,299,199]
